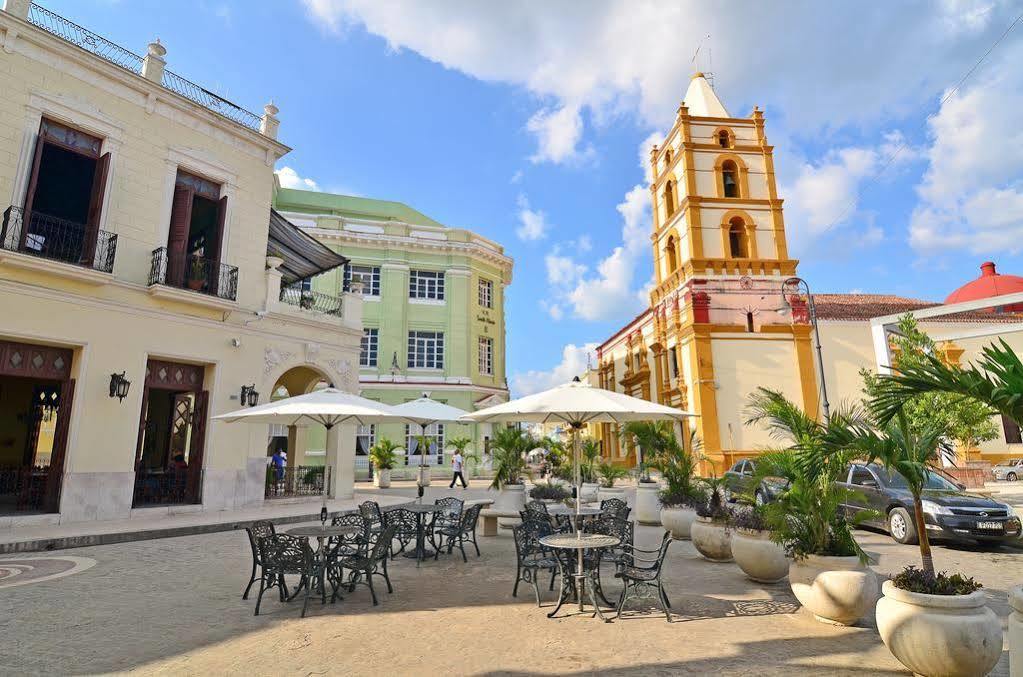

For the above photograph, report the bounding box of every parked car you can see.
[838,462,1022,545]
[992,459,1023,482]
[722,458,788,505]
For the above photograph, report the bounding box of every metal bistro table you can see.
[540,532,620,622]
[286,524,360,603]
[401,503,443,566]
[547,505,601,532]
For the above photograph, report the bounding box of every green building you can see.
[272,184,513,477]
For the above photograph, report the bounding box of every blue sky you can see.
[47,1,1023,394]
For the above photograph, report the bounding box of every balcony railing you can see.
[279,283,343,316]
[1,206,117,273]
[266,465,331,500]
[26,3,262,132]
[148,247,238,302]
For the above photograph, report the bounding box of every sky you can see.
[47,0,1023,396]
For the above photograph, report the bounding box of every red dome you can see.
[945,262,1023,312]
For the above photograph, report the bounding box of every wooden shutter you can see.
[209,196,228,296]
[167,184,194,286]
[81,152,110,266]
[19,129,46,249]
[1003,415,1022,445]
[44,378,75,513]
[134,386,150,469]
[186,390,209,502]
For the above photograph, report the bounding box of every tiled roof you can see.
[814,293,1023,323]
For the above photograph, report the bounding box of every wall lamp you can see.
[240,384,260,407]
[109,372,131,402]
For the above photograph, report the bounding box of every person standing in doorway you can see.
[449,449,467,489]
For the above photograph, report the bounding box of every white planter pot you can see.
[690,516,733,562]
[732,529,787,583]
[789,555,877,626]
[496,483,526,529]
[265,255,284,270]
[373,469,391,488]
[876,579,1002,677]
[580,482,599,503]
[660,506,697,539]
[1010,584,1022,677]
[597,486,625,504]
[635,483,662,525]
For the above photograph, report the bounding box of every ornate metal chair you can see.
[614,532,673,622]
[254,533,322,618]
[434,503,482,562]
[242,520,276,600]
[358,500,384,542]
[429,496,464,550]
[600,498,630,521]
[330,524,397,606]
[330,512,369,558]
[382,507,419,559]
[512,519,559,606]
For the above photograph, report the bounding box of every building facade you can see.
[0,1,364,525]
[591,74,1023,472]
[272,187,513,476]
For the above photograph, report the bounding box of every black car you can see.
[723,458,787,505]
[838,462,1022,546]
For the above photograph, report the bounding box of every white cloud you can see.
[515,195,550,241]
[539,299,564,321]
[510,342,597,396]
[275,166,320,191]
[575,234,593,253]
[545,249,586,287]
[301,0,1013,164]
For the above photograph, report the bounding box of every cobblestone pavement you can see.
[1,480,1018,676]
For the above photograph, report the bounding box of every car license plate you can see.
[977,521,1001,530]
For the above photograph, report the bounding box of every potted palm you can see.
[622,421,671,524]
[187,256,206,290]
[490,427,530,526]
[596,461,629,503]
[731,506,788,583]
[745,388,878,626]
[368,438,399,488]
[529,482,570,505]
[655,431,704,539]
[691,476,733,562]
[447,436,476,476]
[412,433,434,486]
[578,438,601,503]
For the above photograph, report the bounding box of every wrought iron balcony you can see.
[279,283,344,316]
[148,247,238,302]
[1,206,117,273]
[26,3,262,131]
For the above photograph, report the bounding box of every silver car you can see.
[992,459,1023,482]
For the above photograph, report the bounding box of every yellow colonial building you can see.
[592,74,1023,472]
[0,1,364,524]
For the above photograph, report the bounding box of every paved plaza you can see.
[1,482,1018,676]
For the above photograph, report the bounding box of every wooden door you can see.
[186,390,208,502]
[166,184,194,286]
[43,378,74,513]
[81,151,110,266]
[208,196,227,297]
[18,130,46,249]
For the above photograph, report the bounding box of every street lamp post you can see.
[781,277,831,422]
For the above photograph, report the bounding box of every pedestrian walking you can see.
[449,449,467,489]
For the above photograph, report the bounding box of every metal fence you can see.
[148,247,239,301]
[266,465,331,500]
[279,283,344,316]
[0,465,50,513]
[132,468,202,508]
[1,206,117,273]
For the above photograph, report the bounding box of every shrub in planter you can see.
[529,482,570,502]
[369,438,399,488]
[654,432,704,539]
[597,462,629,488]
[691,477,733,562]
[731,507,788,583]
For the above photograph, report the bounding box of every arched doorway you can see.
[265,366,331,500]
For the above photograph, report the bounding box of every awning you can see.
[267,209,348,285]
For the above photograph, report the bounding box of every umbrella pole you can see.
[572,423,584,612]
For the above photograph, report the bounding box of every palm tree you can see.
[653,430,703,506]
[621,421,674,478]
[448,436,477,465]
[489,426,530,489]
[872,338,1023,427]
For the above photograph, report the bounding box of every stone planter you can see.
[373,469,391,488]
[496,483,526,529]
[732,528,787,583]
[635,482,662,525]
[597,486,625,504]
[1010,584,1022,677]
[690,516,733,562]
[876,579,1002,677]
[660,506,697,539]
[580,482,599,503]
[789,555,877,626]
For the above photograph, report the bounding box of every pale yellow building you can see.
[0,1,364,524]
[592,74,1023,472]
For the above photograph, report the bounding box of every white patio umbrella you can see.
[390,395,470,497]
[460,377,696,592]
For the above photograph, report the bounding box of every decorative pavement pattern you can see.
[0,555,96,589]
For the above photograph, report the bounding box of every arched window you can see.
[728,218,748,258]
[718,130,731,148]
[663,180,676,217]
[722,160,739,198]
[664,236,678,273]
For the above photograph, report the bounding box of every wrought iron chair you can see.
[254,533,322,618]
[382,507,419,559]
[429,496,464,550]
[330,524,397,606]
[614,531,673,622]
[242,520,276,600]
[358,500,384,542]
[512,519,559,606]
[600,498,630,521]
[330,512,369,558]
[434,503,482,562]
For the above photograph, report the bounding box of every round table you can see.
[540,533,620,622]
[401,503,443,566]
[286,524,360,603]
[547,505,602,532]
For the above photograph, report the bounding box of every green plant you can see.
[302,466,324,485]
[529,482,570,501]
[695,475,731,523]
[489,426,530,489]
[654,430,704,508]
[621,421,674,480]
[578,438,602,484]
[597,461,629,488]
[891,566,982,595]
[448,436,478,466]
[368,438,400,470]
[731,506,769,532]
[745,388,876,562]
[188,256,205,282]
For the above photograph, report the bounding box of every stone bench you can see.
[479,508,520,537]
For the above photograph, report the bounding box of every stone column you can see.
[286,424,307,465]
[2,0,30,20]
[260,102,280,140]
[265,255,284,310]
[1011,584,1022,677]
[325,423,356,499]
[141,40,166,83]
